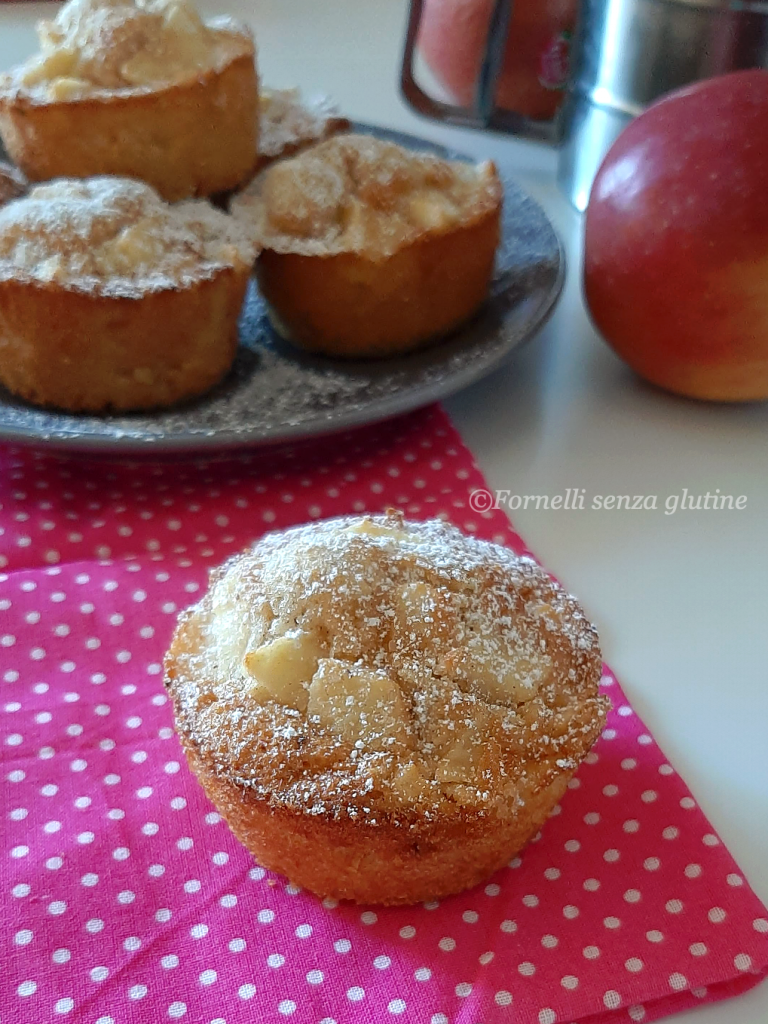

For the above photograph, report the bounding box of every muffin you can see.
[255,88,350,174]
[0,0,258,201]
[0,161,26,207]
[165,512,609,905]
[0,176,256,412]
[231,133,503,357]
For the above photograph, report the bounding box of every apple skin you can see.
[584,69,768,402]
[417,0,575,122]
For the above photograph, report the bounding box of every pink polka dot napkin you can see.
[2,406,767,1024]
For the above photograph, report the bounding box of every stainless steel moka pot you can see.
[401,0,768,211]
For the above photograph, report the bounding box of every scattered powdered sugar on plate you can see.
[0,126,563,453]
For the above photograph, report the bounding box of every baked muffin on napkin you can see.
[0,0,258,201]
[0,176,256,411]
[165,512,609,905]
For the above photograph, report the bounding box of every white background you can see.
[1,3,767,1021]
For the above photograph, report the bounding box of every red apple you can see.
[584,69,768,402]
[417,0,576,122]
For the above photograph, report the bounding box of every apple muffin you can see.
[0,176,256,412]
[0,0,258,201]
[231,133,503,357]
[165,511,609,905]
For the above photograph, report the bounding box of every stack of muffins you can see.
[0,0,503,413]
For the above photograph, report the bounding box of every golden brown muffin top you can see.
[1,0,253,102]
[166,513,608,824]
[231,133,502,260]
[0,177,256,297]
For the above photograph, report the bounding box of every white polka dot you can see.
[15,929,33,945]
[561,976,578,989]
[199,969,217,985]
[431,1016,448,1024]
[603,784,619,797]
[680,796,695,809]
[360,910,377,925]
[735,954,753,972]
[455,983,472,997]
[604,848,620,862]
[238,984,256,1000]
[219,894,236,908]
[663,826,679,840]
[484,882,501,895]
[603,990,621,1009]
[624,889,641,904]
[81,873,99,887]
[563,904,579,919]
[685,863,702,879]
[334,939,352,952]
[727,873,744,887]
[267,954,285,968]
[90,967,109,982]
[541,934,558,948]
[603,916,621,929]
[373,956,390,970]
[539,1010,556,1024]
[438,937,455,951]
[500,919,517,933]
[518,961,535,976]
[703,833,720,846]
[689,943,708,957]
[190,924,208,939]
[644,857,661,871]
[583,811,600,825]
[168,1001,187,1018]
[124,937,141,951]
[629,1007,646,1022]
[295,923,312,938]
[666,899,683,914]
[388,999,406,1015]
[623,819,640,833]
[18,981,38,997]
[162,955,179,970]
[53,948,71,963]
[669,973,688,991]
[646,930,664,943]
[753,918,768,933]
[55,997,75,1014]
[625,957,643,972]
[544,867,560,880]
[564,839,580,852]
[278,1000,296,1016]
[462,910,479,923]
[113,847,130,861]
[307,969,324,984]
[229,938,246,952]
[347,987,365,1002]
[415,967,431,981]
[48,900,67,915]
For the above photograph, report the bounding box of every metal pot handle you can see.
[400,0,559,143]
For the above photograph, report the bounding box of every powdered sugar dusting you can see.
[167,512,608,819]
[257,88,349,161]
[0,176,256,297]
[0,0,252,101]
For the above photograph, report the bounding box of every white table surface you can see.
[1,3,767,1020]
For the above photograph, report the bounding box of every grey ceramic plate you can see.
[0,125,564,455]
